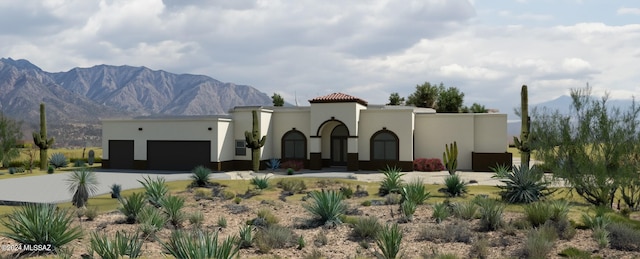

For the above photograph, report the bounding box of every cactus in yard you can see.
[32,103,54,170]
[88,150,95,165]
[513,85,531,169]
[245,110,266,172]
[443,141,458,175]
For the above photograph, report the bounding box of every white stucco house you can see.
[101,93,511,172]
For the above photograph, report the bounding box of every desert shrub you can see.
[160,230,239,259]
[160,195,186,228]
[524,200,573,239]
[400,200,417,222]
[1,203,82,249]
[49,152,68,168]
[442,174,467,197]
[47,165,54,174]
[303,189,347,225]
[252,208,279,227]
[89,230,143,259]
[499,165,554,204]
[593,227,609,249]
[190,166,212,187]
[557,247,598,259]
[451,201,478,220]
[255,225,296,253]
[297,235,306,250]
[110,184,122,199]
[138,176,168,207]
[218,216,228,228]
[305,249,324,259]
[281,160,304,171]
[361,200,372,206]
[73,159,85,167]
[378,165,405,196]
[250,175,270,190]
[189,211,204,229]
[118,192,147,224]
[376,223,403,259]
[84,206,98,221]
[443,220,473,243]
[524,201,555,227]
[468,236,490,259]
[475,197,504,231]
[314,231,328,246]
[432,202,450,223]
[581,207,612,229]
[401,179,430,205]
[523,224,557,259]
[138,206,168,237]
[238,225,254,248]
[385,193,403,205]
[351,216,382,240]
[606,222,640,251]
[277,178,307,193]
[413,158,445,172]
[340,185,354,199]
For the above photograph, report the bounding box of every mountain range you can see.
[0,57,272,146]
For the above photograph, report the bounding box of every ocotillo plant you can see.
[245,110,266,172]
[32,103,54,170]
[443,141,458,175]
[513,85,531,169]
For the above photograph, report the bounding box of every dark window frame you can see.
[370,130,399,161]
[281,130,307,160]
[235,139,247,156]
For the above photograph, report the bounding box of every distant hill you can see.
[0,58,273,146]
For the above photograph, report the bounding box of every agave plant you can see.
[1,203,83,249]
[190,166,212,187]
[160,230,239,259]
[442,174,467,197]
[303,189,346,225]
[118,192,147,224]
[138,176,168,207]
[401,179,430,205]
[66,167,99,208]
[250,175,271,190]
[160,195,186,228]
[138,206,168,238]
[378,165,405,196]
[49,152,68,168]
[499,165,554,204]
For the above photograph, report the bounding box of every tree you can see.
[406,82,442,108]
[531,86,640,207]
[387,92,405,105]
[0,112,22,168]
[66,167,99,208]
[468,103,488,113]
[272,93,284,107]
[436,87,465,113]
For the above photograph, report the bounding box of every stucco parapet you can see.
[101,115,232,123]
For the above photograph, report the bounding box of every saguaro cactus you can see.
[443,141,458,175]
[32,103,55,170]
[245,110,266,172]
[514,85,531,169]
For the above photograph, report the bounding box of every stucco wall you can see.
[358,109,415,161]
[230,108,273,160]
[101,118,228,161]
[473,114,508,152]
[310,102,366,137]
[270,108,311,159]
[414,114,475,170]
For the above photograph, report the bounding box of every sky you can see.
[1,0,639,118]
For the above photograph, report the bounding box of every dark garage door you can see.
[109,140,134,169]
[147,141,211,171]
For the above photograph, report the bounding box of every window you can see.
[235,140,246,156]
[282,130,306,159]
[371,130,398,160]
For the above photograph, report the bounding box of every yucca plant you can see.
[138,206,168,236]
[524,224,557,259]
[66,167,99,208]
[189,211,205,229]
[432,202,450,223]
[303,189,347,225]
[89,230,143,259]
[238,225,254,248]
[400,200,417,222]
[160,230,239,259]
[352,216,382,240]
[138,176,168,207]
[378,165,405,196]
[49,152,68,168]
[499,165,554,204]
[524,201,554,227]
[1,203,83,249]
[190,166,212,187]
[442,174,467,197]
[452,201,478,220]
[401,179,430,205]
[250,175,270,190]
[475,197,505,231]
[218,216,228,228]
[118,192,147,224]
[581,210,612,230]
[160,195,186,228]
[376,223,403,259]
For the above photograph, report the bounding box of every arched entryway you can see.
[331,124,349,166]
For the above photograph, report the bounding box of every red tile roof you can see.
[309,92,368,106]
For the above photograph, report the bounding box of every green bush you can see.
[238,225,254,248]
[160,230,239,259]
[303,189,346,225]
[442,174,467,197]
[49,152,68,168]
[89,230,143,259]
[138,176,168,207]
[190,166,212,187]
[277,178,307,193]
[432,202,450,223]
[475,197,504,231]
[250,175,270,190]
[118,192,147,224]
[524,201,554,227]
[499,165,554,204]
[47,165,55,174]
[376,223,403,259]
[524,224,557,259]
[254,225,296,253]
[606,222,640,251]
[1,203,83,249]
[160,195,186,228]
[593,227,609,249]
[253,208,279,227]
[340,185,354,199]
[351,216,382,240]
[401,179,430,205]
[451,201,478,220]
[378,165,405,196]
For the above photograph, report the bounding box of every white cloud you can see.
[617,7,640,15]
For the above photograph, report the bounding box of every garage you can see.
[108,140,134,169]
[147,140,211,171]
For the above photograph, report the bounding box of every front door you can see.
[331,125,348,166]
